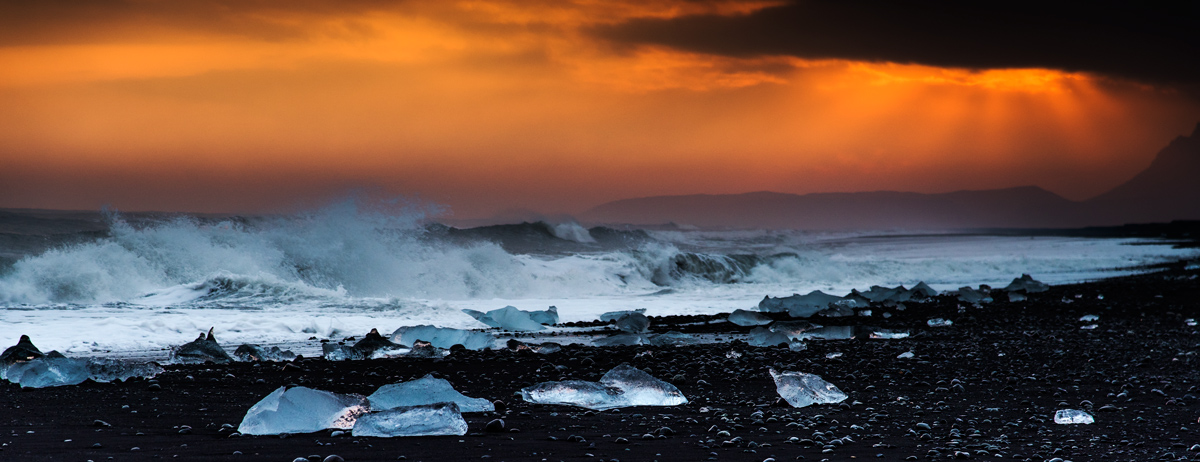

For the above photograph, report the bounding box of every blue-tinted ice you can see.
[238,386,369,435]
[1054,409,1094,424]
[3,352,89,388]
[352,402,468,437]
[728,309,772,326]
[367,374,494,413]
[520,364,686,410]
[463,306,546,331]
[391,325,494,350]
[769,368,847,408]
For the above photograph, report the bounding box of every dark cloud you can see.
[593,1,1200,85]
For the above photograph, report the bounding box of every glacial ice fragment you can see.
[322,343,365,361]
[85,358,164,383]
[520,364,686,410]
[238,386,369,435]
[910,282,938,299]
[614,312,651,333]
[870,330,910,339]
[759,290,845,317]
[352,402,468,437]
[391,325,494,350]
[954,287,990,304]
[1079,314,1099,322]
[897,351,915,359]
[1053,409,1094,424]
[4,352,89,388]
[747,327,792,347]
[649,331,697,346]
[1008,292,1027,302]
[593,333,652,347]
[485,306,546,331]
[1004,274,1049,293]
[793,325,856,340]
[769,320,821,338]
[927,318,953,327]
[528,306,559,326]
[728,309,772,326]
[368,374,494,413]
[599,308,647,322]
[769,368,847,408]
[234,344,296,362]
[170,328,234,364]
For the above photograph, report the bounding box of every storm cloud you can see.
[594,1,1200,86]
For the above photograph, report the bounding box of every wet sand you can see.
[3,264,1199,461]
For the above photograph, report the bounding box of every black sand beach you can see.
[3,264,1199,462]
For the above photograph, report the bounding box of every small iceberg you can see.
[352,402,468,437]
[769,368,847,408]
[520,364,686,410]
[391,325,494,350]
[368,374,494,413]
[238,386,369,435]
[1053,409,1094,424]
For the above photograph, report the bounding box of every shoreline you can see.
[3,265,1199,461]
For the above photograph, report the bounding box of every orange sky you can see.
[1,0,1198,219]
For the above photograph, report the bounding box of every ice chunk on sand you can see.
[759,290,845,317]
[897,351,915,359]
[238,386,369,435]
[769,368,847,408]
[4,352,89,388]
[1004,274,1049,293]
[234,344,296,362]
[368,374,494,413]
[528,306,559,325]
[728,309,772,326]
[599,308,647,322]
[352,402,468,437]
[322,343,364,361]
[614,312,651,333]
[86,358,164,383]
[170,328,234,364]
[793,325,856,340]
[391,325,494,350]
[954,287,990,304]
[352,329,402,357]
[593,333,652,347]
[1008,292,1027,302]
[927,318,953,327]
[1054,409,1094,424]
[1,335,44,368]
[649,331,697,346]
[857,285,912,303]
[1079,314,1099,322]
[748,327,792,347]
[769,320,821,337]
[520,364,686,410]
[486,306,546,331]
[870,330,910,339]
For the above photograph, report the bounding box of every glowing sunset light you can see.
[0,1,1196,219]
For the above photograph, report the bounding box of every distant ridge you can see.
[580,124,1200,230]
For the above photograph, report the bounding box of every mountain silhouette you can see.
[581,124,1200,230]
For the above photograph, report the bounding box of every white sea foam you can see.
[0,201,1196,355]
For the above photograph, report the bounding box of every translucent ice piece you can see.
[1054,409,1094,424]
[368,374,494,413]
[486,306,546,331]
[910,282,938,299]
[520,364,686,410]
[238,386,369,435]
[352,402,468,437]
[599,308,646,322]
[520,380,623,409]
[870,330,910,339]
[391,325,494,350]
[4,352,89,388]
[322,343,365,361]
[593,333,652,346]
[769,320,822,338]
[598,364,687,408]
[793,325,856,340]
[747,327,791,347]
[86,358,164,383]
[528,306,559,326]
[614,312,650,333]
[649,331,697,346]
[769,368,847,408]
[759,291,844,317]
[927,318,953,327]
[955,287,989,304]
[234,344,296,362]
[728,309,772,326]
[170,328,233,364]
[1008,292,1027,302]
[897,351,915,359]
[1079,314,1099,322]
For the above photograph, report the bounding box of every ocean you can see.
[1,200,1196,356]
